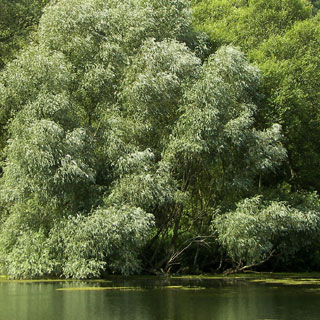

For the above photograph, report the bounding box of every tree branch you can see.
[223,250,275,275]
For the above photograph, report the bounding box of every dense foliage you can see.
[0,0,320,278]
[0,0,49,69]
[192,0,320,191]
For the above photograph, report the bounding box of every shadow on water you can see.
[1,275,320,320]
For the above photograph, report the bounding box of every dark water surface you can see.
[0,277,319,320]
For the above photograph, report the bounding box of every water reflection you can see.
[0,278,320,320]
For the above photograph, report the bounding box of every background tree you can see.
[252,15,320,190]
[0,0,49,68]
[192,0,312,52]
[192,0,320,192]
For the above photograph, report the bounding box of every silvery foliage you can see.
[2,120,94,203]
[0,229,54,279]
[213,195,320,266]
[106,149,177,211]
[49,206,154,278]
[164,46,286,192]
[0,0,286,278]
[0,0,194,278]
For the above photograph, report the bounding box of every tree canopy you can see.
[192,0,320,192]
[0,0,319,278]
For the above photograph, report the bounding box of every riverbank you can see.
[1,272,320,285]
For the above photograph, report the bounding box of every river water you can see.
[0,276,319,320]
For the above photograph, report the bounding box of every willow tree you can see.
[0,0,285,278]
[0,0,200,278]
[213,193,320,273]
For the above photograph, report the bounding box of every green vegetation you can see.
[0,0,49,69]
[0,0,320,279]
[57,285,205,291]
[56,286,145,291]
[250,278,320,286]
[171,272,320,280]
[192,0,320,192]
